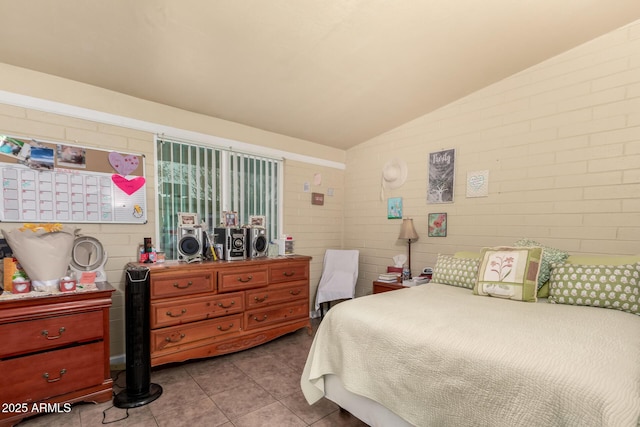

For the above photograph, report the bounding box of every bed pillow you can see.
[453,251,481,259]
[514,238,569,290]
[565,255,640,265]
[548,263,640,315]
[474,246,542,302]
[432,254,480,289]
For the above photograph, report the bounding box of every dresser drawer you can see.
[151,292,244,328]
[269,261,308,284]
[245,300,308,330]
[218,266,268,292]
[0,341,105,403]
[151,271,214,299]
[0,310,103,358]
[246,281,309,309]
[152,314,243,352]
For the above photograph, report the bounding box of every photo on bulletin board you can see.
[387,197,403,219]
[57,144,87,169]
[428,213,447,237]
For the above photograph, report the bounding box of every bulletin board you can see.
[0,134,147,224]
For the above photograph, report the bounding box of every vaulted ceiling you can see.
[1,1,640,150]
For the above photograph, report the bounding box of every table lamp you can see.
[398,218,419,278]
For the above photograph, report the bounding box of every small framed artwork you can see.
[249,215,266,228]
[311,192,325,205]
[428,213,447,237]
[387,197,403,219]
[223,211,239,227]
[178,212,198,226]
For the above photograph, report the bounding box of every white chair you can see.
[315,249,359,317]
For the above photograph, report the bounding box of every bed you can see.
[301,282,640,426]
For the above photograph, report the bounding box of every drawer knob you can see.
[283,271,295,277]
[41,327,66,340]
[254,295,268,303]
[165,333,186,343]
[217,323,234,332]
[289,289,301,296]
[173,281,193,289]
[217,301,235,309]
[253,314,268,322]
[237,275,253,283]
[43,369,67,383]
[166,308,187,318]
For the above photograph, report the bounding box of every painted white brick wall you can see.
[346,19,640,297]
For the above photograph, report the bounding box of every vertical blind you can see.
[156,137,281,259]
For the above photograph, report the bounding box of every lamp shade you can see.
[398,218,419,241]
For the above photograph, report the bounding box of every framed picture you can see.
[387,197,403,219]
[178,212,198,226]
[428,213,447,237]
[223,211,239,227]
[427,149,455,204]
[249,215,266,228]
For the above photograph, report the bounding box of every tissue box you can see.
[387,266,403,274]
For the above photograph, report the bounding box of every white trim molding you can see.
[0,90,346,170]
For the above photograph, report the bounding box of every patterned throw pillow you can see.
[432,254,480,289]
[515,238,569,290]
[474,246,542,302]
[548,263,640,315]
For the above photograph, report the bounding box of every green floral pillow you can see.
[432,254,480,289]
[474,246,542,302]
[515,238,569,290]
[548,263,640,315]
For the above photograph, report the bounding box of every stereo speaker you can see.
[177,226,203,262]
[246,227,268,258]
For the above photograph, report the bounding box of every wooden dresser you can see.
[0,283,114,427]
[137,255,312,367]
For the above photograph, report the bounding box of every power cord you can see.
[101,370,130,424]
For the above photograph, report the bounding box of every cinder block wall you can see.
[345,19,640,296]
[0,100,344,360]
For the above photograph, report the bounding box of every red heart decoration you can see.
[112,175,146,195]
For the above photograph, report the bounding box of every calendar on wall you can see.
[0,134,147,224]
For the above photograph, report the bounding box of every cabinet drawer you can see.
[245,300,308,330]
[151,271,214,299]
[246,281,309,309]
[269,261,308,284]
[151,292,244,328]
[0,341,105,403]
[0,311,103,358]
[218,267,268,292]
[152,314,243,352]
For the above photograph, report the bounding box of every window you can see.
[156,137,281,259]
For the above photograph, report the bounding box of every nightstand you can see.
[373,281,405,294]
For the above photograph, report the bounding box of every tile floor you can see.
[16,318,368,427]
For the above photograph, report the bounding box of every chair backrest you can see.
[315,249,359,310]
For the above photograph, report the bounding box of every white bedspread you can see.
[301,283,640,426]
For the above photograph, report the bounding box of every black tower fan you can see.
[114,266,162,408]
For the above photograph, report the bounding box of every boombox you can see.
[177,226,203,262]
[213,227,246,261]
[245,227,268,258]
